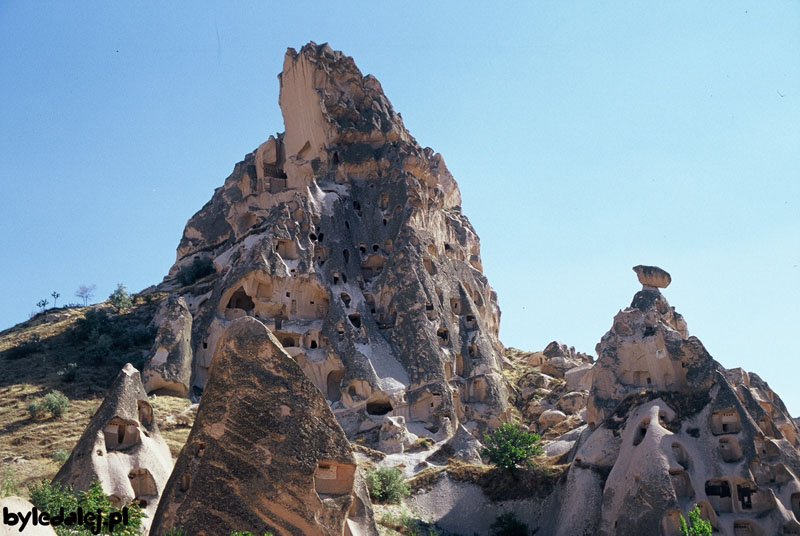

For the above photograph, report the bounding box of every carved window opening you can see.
[137,400,153,427]
[227,287,254,311]
[314,462,355,497]
[365,393,393,416]
[326,370,344,402]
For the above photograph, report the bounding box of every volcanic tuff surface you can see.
[543,269,800,536]
[146,42,509,443]
[150,317,371,536]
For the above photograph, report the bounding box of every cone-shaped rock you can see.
[150,316,365,536]
[53,363,173,534]
[155,42,508,443]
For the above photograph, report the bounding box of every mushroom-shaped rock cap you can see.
[632,265,671,288]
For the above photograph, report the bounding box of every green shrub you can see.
[43,390,69,418]
[28,400,46,419]
[164,529,187,536]
[177,257,216,286]
[30,479,144,536]
[1,466,21,497]
[490,512,529,536]
[482,422,542,470]
[51,448,70,463]
[108,283,133,312]
[365,466,410,504]
[680,504,712,536]
[70,309,113,342]
[58,362,78,382]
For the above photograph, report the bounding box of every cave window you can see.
[227,287,254,311]
[633,418,649,446]
[282,337,295,348]
[437,328,449,344]
[737,485,753,510]
[366,396,393,416]
[318,233,324,242]
[646,377,652,385]
[310,341,318,349]
[341,273,347,283]
[340,293,351,307]
[333,273,339,284]
[332,151,339,165]
[202,341,208,349]
[382,218,388,226]
[372,244,379,252]
[348,313,361,329]
[343,249,350,263]
[310,233,317,241]
[345,221,350,230]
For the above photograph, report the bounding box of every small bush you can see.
[58,362,78,382]
[1,466,21,497]
[490,512,529,536]
[43,390,69,418]
[366,467,410,504]
[164,529,187,536]
[28,400,46,419]
[680,504,712,536]
[177,257,216,286]
[108,283,133,312]
[30,479,144,536]
[482,422,542,470]
[70,309,113,343]
[51,449,70,463]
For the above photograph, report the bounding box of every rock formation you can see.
[150,317,371,536]
[545,266,800,536]
[143,295,193,396]
[152,41,508,444]
[53,363,173,534]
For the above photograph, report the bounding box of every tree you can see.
[36,298,49,313]
[75,284,96,306]
[108,283,132,312]
[51,291,60,307]
[481,421,543,470]
[680,504,712,536]
[365,467,410,504]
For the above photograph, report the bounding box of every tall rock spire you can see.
[148,42,508,449]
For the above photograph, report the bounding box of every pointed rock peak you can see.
[279,41,406,165]
[632,264,671,289]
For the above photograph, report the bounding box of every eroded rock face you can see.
[150,317,364,536]
[547,272,800,536]
[53,364,173,534]
[143,296,193,396]
[155,42,508,442]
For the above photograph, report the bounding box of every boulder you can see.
[378,415,417,454]
[539,409,568,430]
[632,265,671,288]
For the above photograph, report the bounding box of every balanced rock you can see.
[632,264,671,288]
[150,317,368,536]
[545,278,800,536]
[155,42,508,442]
[53,364,173,534]
[142,295,193,396]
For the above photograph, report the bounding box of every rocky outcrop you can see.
[53,364,173,534]
[143,296,193,396]
[546,267,800,536]
[154,42,508,444]
[150,317,369,536]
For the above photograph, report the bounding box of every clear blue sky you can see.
[1,2,798,414]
